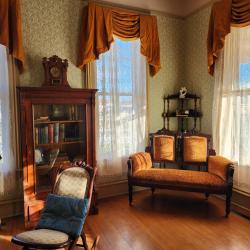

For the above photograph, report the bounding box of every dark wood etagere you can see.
[18,85,97,229]
[159,93,202,133]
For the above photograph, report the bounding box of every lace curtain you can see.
[95,38,147,177]
[0,45,17,196]
[213,26,250,194]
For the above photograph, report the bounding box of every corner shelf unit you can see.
[160,93,202,132]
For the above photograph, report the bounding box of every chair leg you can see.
[91,235,100,250]
[81,231,89,250]
[129,183,133,205]
[68,238,78,250]
[151,187,155,195]
[226,190,232,217]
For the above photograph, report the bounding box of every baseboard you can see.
[96,179,147,199]
[215,190,250,219]
[0,197,23,219]
[0,180,145,218]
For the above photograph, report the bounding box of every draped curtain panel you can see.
[0,45,18,196]
[213,26,250,194]
[0,0,24,70]
[207,0,250,75]
[78,3,161,76]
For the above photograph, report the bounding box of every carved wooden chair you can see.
[11,163,99,250]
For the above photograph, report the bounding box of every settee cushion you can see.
[133,169,227,190]
[153,135,175,161]
[183,136,207,162]
[131,152,152,174]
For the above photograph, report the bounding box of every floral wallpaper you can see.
[19,0,186,132]
[19,0,213,133]
[148,13,185,133]
[184,6,214,134]
[19,0,85,88]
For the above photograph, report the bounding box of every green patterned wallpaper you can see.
[148,13,185,133]
[20,0,85,88]
[19,0,213,133]
[184,6,214,133]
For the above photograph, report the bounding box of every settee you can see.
[127,133,235,217]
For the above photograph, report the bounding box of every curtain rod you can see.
[82,0,151,15]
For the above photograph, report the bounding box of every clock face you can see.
[50,66,61,78]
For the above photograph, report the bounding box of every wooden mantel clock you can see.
[42,55,70,87]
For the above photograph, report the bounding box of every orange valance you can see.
[0,0,24,69]
[78,3,161,76]
[207,0,250,75]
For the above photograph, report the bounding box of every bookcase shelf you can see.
[34,120,84,124]
[35,141,84,147]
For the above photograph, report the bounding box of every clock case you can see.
[43,55,69,87]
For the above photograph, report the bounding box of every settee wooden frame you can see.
[127,132,235,217]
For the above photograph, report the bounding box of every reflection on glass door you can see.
[32,104,86,193]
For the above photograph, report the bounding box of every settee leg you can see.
[151,187,155,195]
[205,193,209,200]
[226,191,232,217]
[129,184,133,205]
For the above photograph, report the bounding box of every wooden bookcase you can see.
[17,86,97,228]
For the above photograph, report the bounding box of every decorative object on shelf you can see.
[42,55,70,87]
[35,149,43,164]
[159,92,202,133]
[179,87,187,98]
[50,104,66,120]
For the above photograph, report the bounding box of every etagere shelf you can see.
[159,93,202,133]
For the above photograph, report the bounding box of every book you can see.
[44,125,49,144]
[54,123,59,143]
[48,124,54,144]
[59,123,65,142]
[35,127,39,145]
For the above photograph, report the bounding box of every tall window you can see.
[213,26,250,194]
[0,45,16,195]
[96,38,147,177]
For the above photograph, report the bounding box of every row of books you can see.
[35,123,65,145]
[68,105,82,120]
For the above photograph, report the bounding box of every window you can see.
[213,25,250,194]
[96,38,147,177]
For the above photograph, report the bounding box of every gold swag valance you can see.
[207,0,250,75]
[78,3,161,76]
[0,0,24,70]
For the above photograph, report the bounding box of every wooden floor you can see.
[1,189,250,250]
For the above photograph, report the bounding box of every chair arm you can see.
[128,152,153,176]
[208,155,235,183]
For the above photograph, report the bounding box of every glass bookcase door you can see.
[32,104,86,193]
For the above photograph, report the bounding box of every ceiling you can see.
[102,0,213,17]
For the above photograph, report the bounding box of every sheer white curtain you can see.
[0,45,17,196]
[96,38,147,177]
[213,26,250,194]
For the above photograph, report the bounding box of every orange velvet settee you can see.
[127,133,235,217]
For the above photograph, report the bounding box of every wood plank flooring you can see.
[1,189,250,250]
